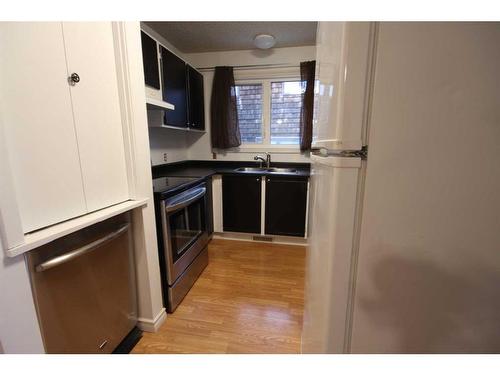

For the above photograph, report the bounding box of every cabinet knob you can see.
[68,73,80,85]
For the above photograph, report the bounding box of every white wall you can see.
[185,45,316,163]
[0,243,44,353]
[186,45,316,70]
[149,124,189,165]
[0,47,44,353]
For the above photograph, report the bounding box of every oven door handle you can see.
[165,187,206,213]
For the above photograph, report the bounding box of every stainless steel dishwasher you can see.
[26,212,137,353]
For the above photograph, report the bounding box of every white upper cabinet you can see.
[0,22,129,233]
[0,23,87,233]
[62,23,129,212]
[313,22,374,151]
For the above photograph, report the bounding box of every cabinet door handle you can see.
[68,72,80,86]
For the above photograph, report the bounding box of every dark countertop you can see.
[152,160,311,180]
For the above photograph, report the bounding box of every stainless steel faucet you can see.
[254,152,271,169]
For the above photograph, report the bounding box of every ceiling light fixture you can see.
[254,34,276,49]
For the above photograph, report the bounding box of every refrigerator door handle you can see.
[312,146,368,160]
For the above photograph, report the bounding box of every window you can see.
[235,84,263,144]
[270,81,302,145]
[235,79,303,148]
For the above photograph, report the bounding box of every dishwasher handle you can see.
[35,223,130,272]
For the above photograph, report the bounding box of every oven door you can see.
[160,183,209,284]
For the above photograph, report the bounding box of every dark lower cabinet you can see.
[160,46,188,128]
[222,175,261,233]
[265,176,308,237]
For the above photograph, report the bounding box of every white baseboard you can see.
[137,308,167,333]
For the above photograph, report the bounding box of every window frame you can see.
[233,73,303,153]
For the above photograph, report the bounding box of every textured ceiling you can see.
[143,22,317,53]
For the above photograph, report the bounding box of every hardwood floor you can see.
[132,238,306,354]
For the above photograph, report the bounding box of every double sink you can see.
[234,153,298,175]
[234,167,297,174]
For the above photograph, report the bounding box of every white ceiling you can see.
[143,22,317,53]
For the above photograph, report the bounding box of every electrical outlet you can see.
[163,153,168,162]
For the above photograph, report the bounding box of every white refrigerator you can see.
[302,22,500,353]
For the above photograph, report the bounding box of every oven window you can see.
[169,197,206,263]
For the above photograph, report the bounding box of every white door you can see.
[313,22,373,151]
[350,22,500,353]
[302,154,364,353]
[0,23,87,232]
[63,22,129,212]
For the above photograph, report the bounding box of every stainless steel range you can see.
[153,176,212,312]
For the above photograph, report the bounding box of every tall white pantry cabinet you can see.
[0,23,129,237]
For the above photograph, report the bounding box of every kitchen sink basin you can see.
[266,168,297,173]
[234,167,297,174]
[235,167,267,172]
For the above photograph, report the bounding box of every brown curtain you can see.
[299,60,316,151]
[210,66,241,149]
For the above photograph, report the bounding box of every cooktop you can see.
[152,176,201,194]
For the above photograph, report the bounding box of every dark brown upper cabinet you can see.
[141,30,205,131]
[140,31,160,90]
[160,46,188,128]
[187,65,205,131]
